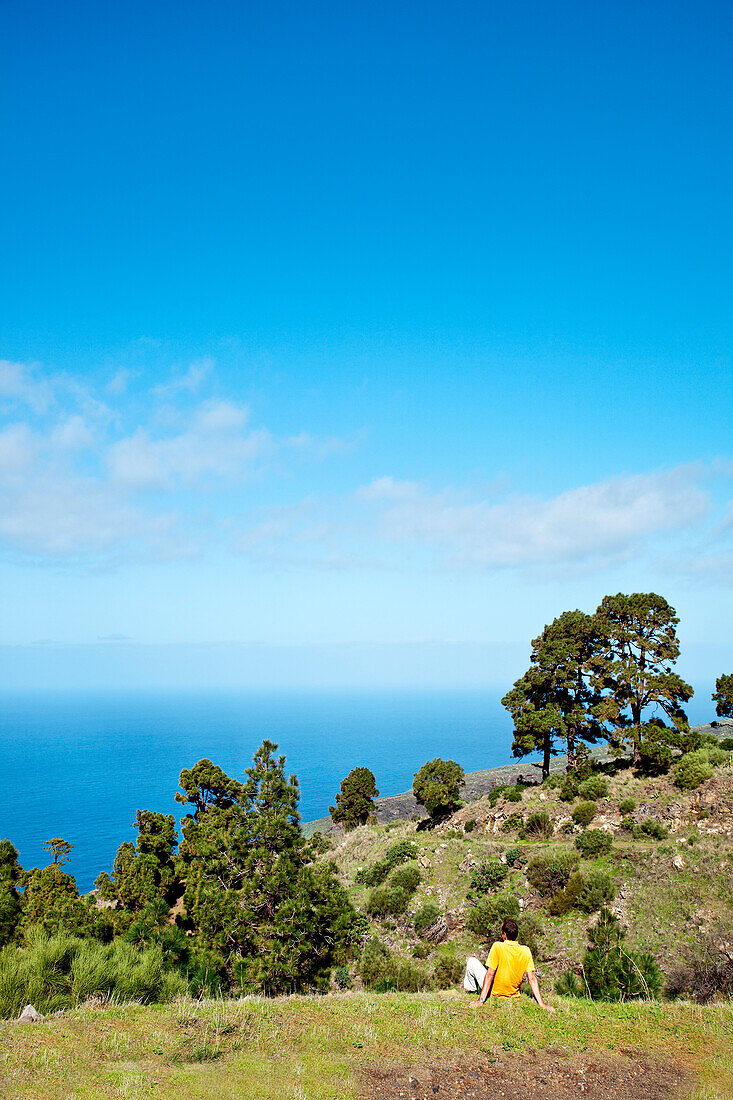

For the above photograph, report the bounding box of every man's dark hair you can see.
[501,918,519,940]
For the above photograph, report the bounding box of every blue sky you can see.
[1,0,731,691]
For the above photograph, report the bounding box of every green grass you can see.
[1,993,731,1099]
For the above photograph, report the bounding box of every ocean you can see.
[1,689,513,892]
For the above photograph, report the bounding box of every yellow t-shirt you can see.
[486,940,534,998]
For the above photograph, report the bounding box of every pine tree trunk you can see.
[567,730,576,771]
[542,736,551,781]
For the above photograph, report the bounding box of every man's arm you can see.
[526,970,555,1012]
[469,967,496,1007]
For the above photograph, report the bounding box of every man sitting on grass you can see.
[464,918,555,1012]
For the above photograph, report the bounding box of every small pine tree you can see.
[413,758,465,819]
[557,908,661,1001]
[329,767,379,830]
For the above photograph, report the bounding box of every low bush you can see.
[432,948,464,988]
[516,912,544,958]
[464,819,476,833]
[334,965,351,989]
[632,818,668,841]
[674,750,714,791]
[720,737,733,751]
[548,872,584,915]
[666,929,733,1004]
[578,775,608,800]
[501,813,524,834]
[527,849,580,896]
[389,864,420,894]
[465,893,520,940]
[575,829,612,857]
[577,868,615,912]
[394,958,431,992]
[365,884,411,918]
[359,936,395,989]
[504,847,524,866]
[542,774,563,790]
[618,797,636,814]
[503,786,523,803]
[524,810,554,839]
[558,778,578,803]
[355,840,419,886]
[572,801,597,827]
[469,858,508,894]
[413,901,440,934]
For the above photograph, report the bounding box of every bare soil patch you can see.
[361,1050,689,1099]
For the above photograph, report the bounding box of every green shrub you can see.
[572,801,597,827]
[465,893,520,939]
[555,909,661,1001]
[548,871,584,915]
[575,829,612,857]
[394,958,431,992]
[719,737,733,751]
[632,819,668,841]
[359,936,396,989]
[578,775,608,800]
[674,750,714,791]
[543,774,563,790]
[389,864,420,894]
[577,868,615,912]
[365,884,411,918]
[618,797,636,814]
[464,819,476,833]
[355,840,419,886]
[501,813,524,834]
[468,858,508,894]
[432,948,464,989]
[558,778,578,803]
[334,965,351,989]
[504,847,524,865]
[707,745,729,766]
[527,850,580,896]
[413,901,440,934]
[524,810,553,839]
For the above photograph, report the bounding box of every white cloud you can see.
[50,416,95,452]
[0,361,54,413]
[108,402,271,489]
[359,467,710,569]
[151,359,213,398]
[0,424,38,476]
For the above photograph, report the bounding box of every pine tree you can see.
[329,766,380,829]
[178,742,355,994]
[594,593,693,765]
[713,674,733,718]
[502,610,604,777]
[413,759,465,819]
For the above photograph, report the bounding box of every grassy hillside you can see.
[2,993,732,1098]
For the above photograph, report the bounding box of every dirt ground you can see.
[361,1051,690,1099]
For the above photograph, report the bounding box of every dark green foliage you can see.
[413,759,465,819]
[674,750,714,790]
[464,819,476,832]
[0,842,22,948]
[572,801,597,827]
[720,737,733,751]
[354,840,418,886]
[713,674,733,718]
[527,849,580,896]
[556,909,661,1001]
[432,948,464,988]
[306,831,333,857]
[618,798,636,814]
[501,812,524,834]
[329,767,380,830]
[487,784,520,806]
[577,868,616,912]
[366,883,410,918]
[548,872,585,915]
[594,593,693,766]
[175,759,244,817]
[632,819,668,841]
[389,864,420,894]
[504,847,524,865]
[20,865,98,938]
[334,965,351,989]
[558,777,578,802]
[635,720,676,774]
[179,741,356,995]
[577,775,608,800]
[359,936,395,989]
[575,829,612,857]
[543,773,563,789]
[468,858,508,894]
[502,610,605,779]
[413,901,440,934]
[524,810,553,839]
[465,892,520,939]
